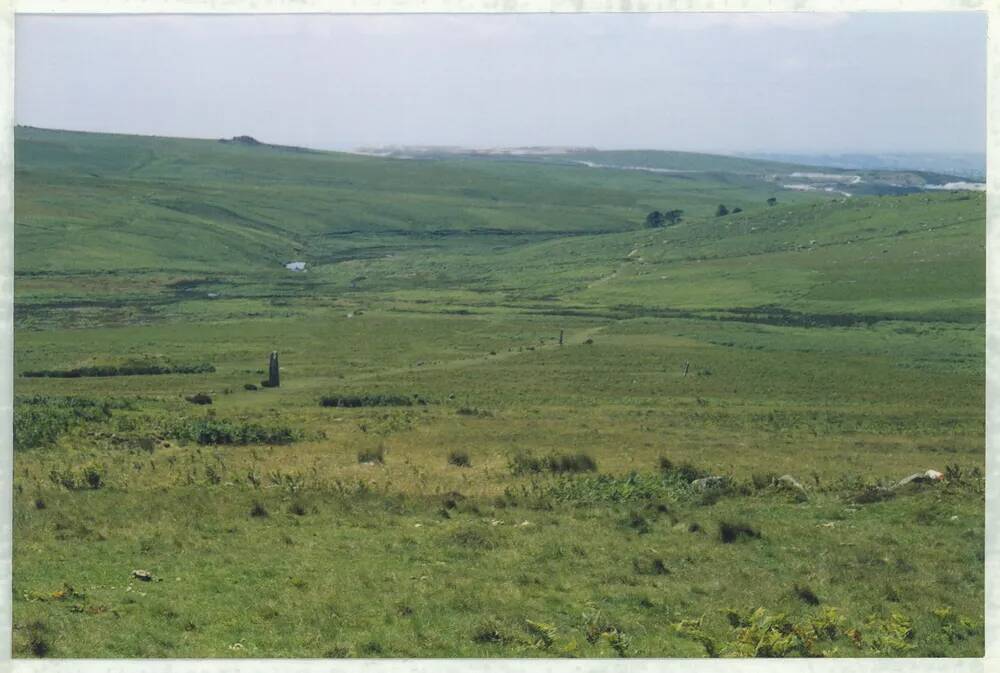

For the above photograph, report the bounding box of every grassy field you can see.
[11,128,985,658]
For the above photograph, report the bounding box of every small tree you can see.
[767,197,777,207]
[645,210,666,228]
[716,204,729,217]
[664,209,684,226]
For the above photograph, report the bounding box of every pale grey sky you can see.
[14,12,987,154]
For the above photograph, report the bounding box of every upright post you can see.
[268,351,280,388]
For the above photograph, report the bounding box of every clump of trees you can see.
[644,209,684,228]
[767,197,778,206]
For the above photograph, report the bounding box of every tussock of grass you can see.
[509,450,597,475]
[358,447,385,465]
[447,450,471,467]
[658,456,709,483]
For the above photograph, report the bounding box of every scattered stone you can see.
[131,570,154,582]
[893,469,944,490]
[691,476,728,491]
[776,474,808,499]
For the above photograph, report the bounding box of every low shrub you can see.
[509,450,597,475]
[547,452,597,473]
[185,393,212,405]
[320,394,414,408]
[447,450,471,467]
[244,383,258,391]
[13,396,124,451]
[515,472,689,505]
[249,501,269,518]
[509,450,545,475]
[167,418,298,446]
[48,464,105,491]
[658,455,708,483]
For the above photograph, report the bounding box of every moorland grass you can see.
[10,128,985,658]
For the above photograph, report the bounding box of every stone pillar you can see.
[268,351,280,388]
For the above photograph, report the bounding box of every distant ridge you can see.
[218,135,317,154]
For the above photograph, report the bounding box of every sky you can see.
[14,12,987,155]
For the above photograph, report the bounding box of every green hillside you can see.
[12,127,985,658]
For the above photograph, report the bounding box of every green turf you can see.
[12,127,985,658]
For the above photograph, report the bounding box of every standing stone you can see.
[559,330,564,346]
[268,351,280,388]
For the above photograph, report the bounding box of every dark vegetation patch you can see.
[13,396,133,451]
[450,526,501,551]
[851,485,896,504]
[514,471,692,505]
[472,617,516,645]
[794,584,821,606]
[185,393,212,405]
[633,557,670,575]
[22,362,214,378]
[719,521,761,543]
[447,450,471,467]
[358,447,385,465]
[249,501,269,518]
[508,450,597,475]
[244,383,258,391]
[456,406,493,417]
[47,464,104,491]
[320,393,416,408]
[166,418,298,446]
[658,455,709,482]
[20,620,50,658]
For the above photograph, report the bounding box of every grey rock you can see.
[691,476,728,490]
